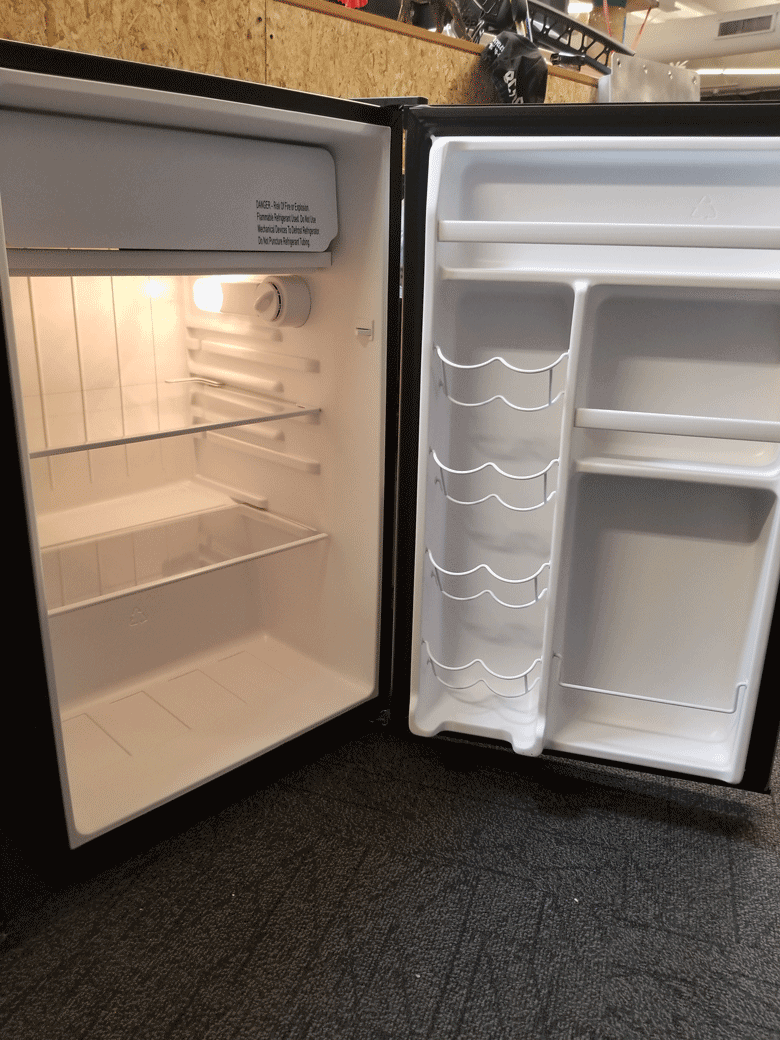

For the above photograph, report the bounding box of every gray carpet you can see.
[2,728,780,1039]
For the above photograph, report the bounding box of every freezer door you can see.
[396,105,780,791]
[0,41,402,854]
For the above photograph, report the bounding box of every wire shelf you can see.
[431,449,558,484]
[435,345,568,376]
[423,642,542,699]
[432,459,557,512]
[427,549,549,609]
[435,344,566,413]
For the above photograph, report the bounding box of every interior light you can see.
[193,277,224,313]
[191,277,311,327]
[568,3,593,14]
[143,278,166,300]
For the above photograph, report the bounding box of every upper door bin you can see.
[433,137,780,249]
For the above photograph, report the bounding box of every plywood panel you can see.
[0,0,49,47]
[266,1,482,102]
[0,0,267,82]
[1,0,596,103]
[547,69,598,103]
[266,0,596,103]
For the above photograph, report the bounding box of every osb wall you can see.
[267,0,494,104]
[0,0,597,104]
[0,0,268,81]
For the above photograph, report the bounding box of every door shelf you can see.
[554,656,745,715]
[440,262,780,290]
[438,220,777,249]
[431,452,559,513]
[575,409,780,445]
[426,549,550,610]
[423,642,542,700]
[575,454,778,488]
[553,474,777,719]
[579,285,780,426]
[41,505,327,615]
[435,343,566,413]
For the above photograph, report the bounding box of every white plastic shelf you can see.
[554,654,745,715]
[575,408,780,444]
[41,505,327,615]
[438,220,778,249]
[575,454,777,489]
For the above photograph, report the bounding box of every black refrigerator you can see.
[1,39,779,862]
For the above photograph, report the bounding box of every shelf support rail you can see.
[553,655,746,714]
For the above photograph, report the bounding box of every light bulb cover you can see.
[193,277,310,326]
[258,277,311,328]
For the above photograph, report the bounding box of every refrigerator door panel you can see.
[0,42,402,852]
[398,108,780,790]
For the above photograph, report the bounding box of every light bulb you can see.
[193,278,224,313]
[143,278,166,300]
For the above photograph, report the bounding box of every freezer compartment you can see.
[548,473,780,781]
[574,285,780,467]
[0,106,337,253]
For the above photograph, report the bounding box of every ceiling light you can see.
[697,67,780,75]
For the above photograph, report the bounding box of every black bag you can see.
[479,31,548,104]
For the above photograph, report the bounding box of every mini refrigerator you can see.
[2,40,780,858]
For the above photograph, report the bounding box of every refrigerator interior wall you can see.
[410,136,780,784]
[0,83,391,847]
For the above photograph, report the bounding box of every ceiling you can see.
[622,0,780,88]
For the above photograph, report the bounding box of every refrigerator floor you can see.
[59,632,374,842]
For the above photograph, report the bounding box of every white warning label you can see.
[255,198,322,249]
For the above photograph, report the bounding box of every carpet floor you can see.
[2,727,780,1040]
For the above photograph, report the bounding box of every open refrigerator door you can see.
[403,119,780,787]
